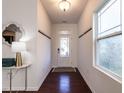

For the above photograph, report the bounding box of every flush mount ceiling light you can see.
[59,0,71,12]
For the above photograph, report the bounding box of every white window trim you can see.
[92,0,122,84]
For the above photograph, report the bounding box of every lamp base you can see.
[16,52,22,67]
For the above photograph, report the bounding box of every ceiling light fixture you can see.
[59,0,71,12]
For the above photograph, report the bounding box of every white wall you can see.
[2,0,38,90]
[36,0,52,89]
[37,0,51,36]
[2,0,52,91]
[78,0,122,93]
[52,24,78,67]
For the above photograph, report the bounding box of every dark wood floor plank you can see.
[3,68,92,93]
[38,68,92,93]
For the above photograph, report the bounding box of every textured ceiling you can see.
[41,0,88,24]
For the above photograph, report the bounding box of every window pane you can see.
[60,37,69,57]
[98,35,122,77]
[98,25,121,38]
[100,0,116,14]
[98,0,120,33]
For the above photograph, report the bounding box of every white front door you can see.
[57,34,72,67]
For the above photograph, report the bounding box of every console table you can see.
[2,64,31,93]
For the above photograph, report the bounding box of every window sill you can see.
[93,64,122,84]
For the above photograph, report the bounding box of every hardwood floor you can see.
[3,68,92,93]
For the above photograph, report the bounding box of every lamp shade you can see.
[12,42,26,52]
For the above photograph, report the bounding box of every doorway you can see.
[52,24,78,68]
[57,33,71,67]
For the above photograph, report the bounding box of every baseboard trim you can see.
[2,87,38,91]
[37,67,53,91]
[78,67,96,93]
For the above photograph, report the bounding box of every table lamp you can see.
[12,42,26,67]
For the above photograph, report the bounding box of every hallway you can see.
[2,0,122,93]
[38,68,92,93]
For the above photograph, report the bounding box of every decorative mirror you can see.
[2,23,23,44]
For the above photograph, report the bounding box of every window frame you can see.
[93,0,122,83]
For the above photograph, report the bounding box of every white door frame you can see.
[56,32,72,67]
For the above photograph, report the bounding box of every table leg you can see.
[10,69,12,93]
[25,67,27,91]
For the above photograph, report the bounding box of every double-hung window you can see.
[93,0,122,82]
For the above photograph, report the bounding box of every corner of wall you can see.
[78,66,96,93]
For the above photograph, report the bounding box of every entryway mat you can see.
[52,67,76,72]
